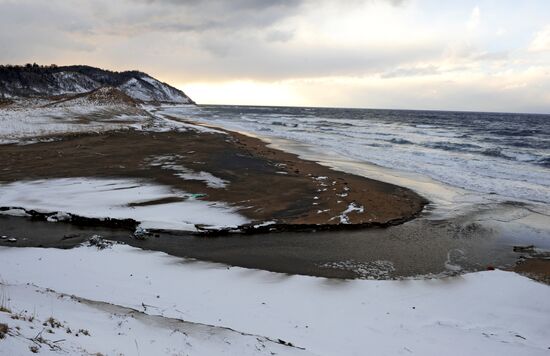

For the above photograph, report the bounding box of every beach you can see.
[2,2,550,353]
[1,102,549,355]
[0,117,426,230]
[1,104,548,280]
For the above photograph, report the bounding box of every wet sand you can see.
[0,128,426,229]
[514,258,550,284]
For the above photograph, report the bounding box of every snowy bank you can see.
[1,244,549,356]
[0,283,309,355]
[0,99,148,144]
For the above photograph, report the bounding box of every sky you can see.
[1,0,550,113]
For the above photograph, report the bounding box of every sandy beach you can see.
[0,120,427,231]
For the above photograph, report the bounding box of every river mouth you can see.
[2,200,548,280]
[1,106,549,281]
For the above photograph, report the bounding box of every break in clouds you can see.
[0,0,549,112]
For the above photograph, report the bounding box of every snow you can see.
[0,208,28,217]
[161,116,226,134]
[119,77,192,104]
[0,244,549,356]
[147,155,229,188]
[51,71,99,94]
[253,220,277,228]
[0,283,310,356]
[140,75,192,103]
[0,100,148,143]
[0,178,248,231]
[328,202,364,224]
[120,78,153,102]
[145,105,227,134]
[0,100,203,145]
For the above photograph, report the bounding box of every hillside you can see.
[46,86,139,107]
[0,64,195,104]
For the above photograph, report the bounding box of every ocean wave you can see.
[172,105,550,204]
[388,138,413,144]
[488,128,541,137]
[424,141,482,152]
[537,157,550,168]
[480,148,511,159]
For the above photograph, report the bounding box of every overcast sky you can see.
[1,0,549,113]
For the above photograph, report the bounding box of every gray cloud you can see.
[381,66,440,79]
[118,0,305,33]
[1,0,548,112]
[0,0,429,80]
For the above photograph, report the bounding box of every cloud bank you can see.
[0,0,549,113]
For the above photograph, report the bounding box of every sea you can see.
[162,105,550,206]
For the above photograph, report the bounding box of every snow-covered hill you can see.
[0,64,195,104]
[47,86,139,107]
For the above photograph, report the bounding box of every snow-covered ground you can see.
[120,75,193,104]
[0,178,248,231]
[0,100,225,145]
[0,283,308,356]
[0,99,149,144]
[1,243,549,356]
[147,155,229,188]
[143,104,226,134]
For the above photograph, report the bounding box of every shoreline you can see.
[2,204,549,281]
[1,104,549,282]
[1,107,549,280]
[0,121,428,232]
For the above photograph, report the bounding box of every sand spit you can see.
[0,127,427,232]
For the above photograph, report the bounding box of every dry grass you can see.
[0,98,14,107]
[44,316,63,328]
[0,291,10,313]
[0,322,9,339]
